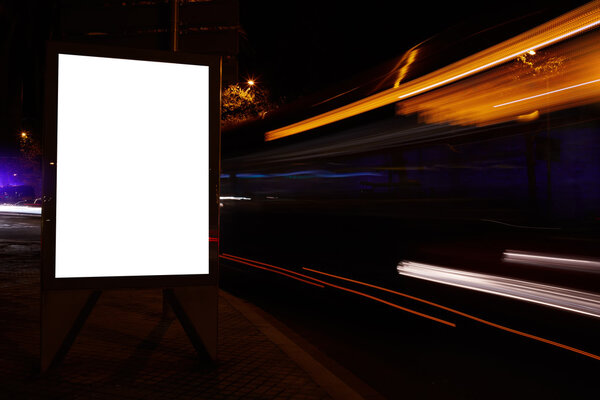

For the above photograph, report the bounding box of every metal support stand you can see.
[40,289,101,372]
[163,286,218,361]
[40,286,217,373]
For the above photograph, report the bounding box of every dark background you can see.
[0,0,592,152]
[237,1,591,100]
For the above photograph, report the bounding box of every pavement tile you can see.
[0,241,333,399]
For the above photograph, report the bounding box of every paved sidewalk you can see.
[0,240,362,400]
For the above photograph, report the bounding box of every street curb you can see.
[220,289,385,400]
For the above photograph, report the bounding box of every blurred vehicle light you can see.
[503,250,600,273]
[397,260,600,318]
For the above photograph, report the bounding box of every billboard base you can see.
[40,289,101,372]
[164,286,218,361]
[40,286,218,373]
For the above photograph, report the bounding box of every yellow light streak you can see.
[394,49,419,88]
[516,110,539,122]
[265,1,600,141]
[493,78,600,107]
[399,30,600,127]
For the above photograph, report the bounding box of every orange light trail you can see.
[264,1,600,141]
[222,253,325,285]
[303,267,465,313]
[220,254,455,326]
[303,267,600,361]
[219,254,325,288]
[397,27,600,127]
[493,78,600,108]
[324,281,455,327]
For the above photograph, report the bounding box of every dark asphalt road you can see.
[219,258,600,399]
[220,206,600,399]
[0,212,40,241]
[4,211,598,399]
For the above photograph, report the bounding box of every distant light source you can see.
[21,131,27,138]
[247,80,255,86]
[528,50,536,55]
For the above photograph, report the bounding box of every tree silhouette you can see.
[221,82,276,128]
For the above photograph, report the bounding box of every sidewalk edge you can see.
[220,289,383,400]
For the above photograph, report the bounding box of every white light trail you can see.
[503,250,600,273]
[219,196,252,201]
[397,260,600,318]
[0,205,42,215]
[493,78,600,108]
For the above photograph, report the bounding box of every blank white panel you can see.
[55,54,209,278]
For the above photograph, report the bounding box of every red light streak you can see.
[222,253,324,284]
[220,254,455,327]
[303,267,464,313]
[303,267,600,361]
[219,254,325,288]
[209,237,219,242]
[321,280,455,327]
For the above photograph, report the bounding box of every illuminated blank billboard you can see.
[43,45,220,285]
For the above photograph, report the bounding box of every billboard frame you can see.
[42,42,221,291]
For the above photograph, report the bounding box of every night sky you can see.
[237,0,591,102]
[0,0,593,152]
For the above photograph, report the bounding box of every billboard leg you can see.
[40,289,101,373]
[163,286,218,362]
[162,292,175,318]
